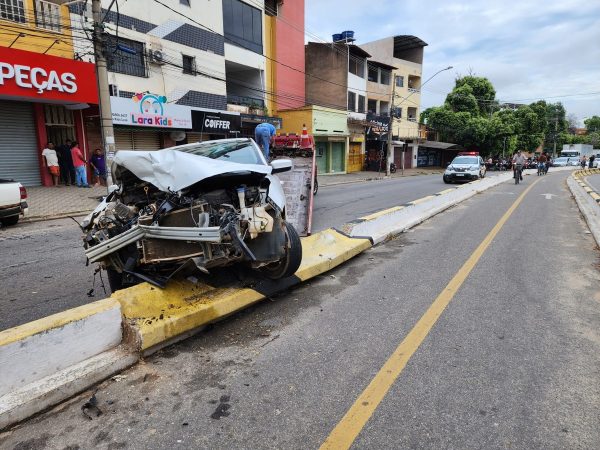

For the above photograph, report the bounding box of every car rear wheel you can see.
[260,221,302,279]
[0,215,19,226]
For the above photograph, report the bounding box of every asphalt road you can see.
[586,173,600,192]
[2,170,599,449]
[0,173,457,331]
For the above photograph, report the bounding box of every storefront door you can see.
[315,141,328,174]
[347,142,363,173]
[331,142,345,173]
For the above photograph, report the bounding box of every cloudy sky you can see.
[305,0,600,123]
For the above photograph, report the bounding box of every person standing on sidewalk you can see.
[41,142,60,187]
[90,148,107,187]
[56,139,74,186]
[254,122,276,160]
[71,141,91,188]
[589,154,596,169]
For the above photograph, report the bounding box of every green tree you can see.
[454,76,496,116]
[584,116,600,132]
[445,84,479,115]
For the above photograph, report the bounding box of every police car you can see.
[443,152,486,183]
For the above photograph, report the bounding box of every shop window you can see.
[368,66,378,82]
[0,0,25,23]
[264,0,278,16]
[349,58,365,78]
[358,95,365,114]
[182,55,196,75]
[34,0,61,32]
[367,99,377,114]
[396,75,404,87]
[380,70,391,85]
[106,36,147,78]
[347,91,356,112]
[223,0,263,54]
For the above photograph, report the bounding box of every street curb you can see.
[320,171,443,188]
[21,209,93,223]
[568,169,600,247]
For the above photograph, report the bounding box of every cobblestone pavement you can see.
[23,185,107,221]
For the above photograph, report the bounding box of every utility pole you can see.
[92,0,116,187]
[552,115,558,158]
[386,76,397,176]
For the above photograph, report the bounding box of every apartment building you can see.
[361,35,427,169]
[0,0,97,186]
[69,0,287,152]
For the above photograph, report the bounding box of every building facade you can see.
[0,0,97,186]
[361,35,428,169]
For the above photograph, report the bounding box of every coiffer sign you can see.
[0,47,97,104]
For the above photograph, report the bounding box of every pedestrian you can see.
[90,148,107,187]
[56,139,75,185]
[41,142,60,187]
[71,141,91,188]
[581,155,587,169]
[254,122,276,160]
[589,154,596,169]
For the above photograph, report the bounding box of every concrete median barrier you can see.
[0,299,136,429]
[568,168,600,246]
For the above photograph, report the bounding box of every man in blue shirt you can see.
[254,122,276,160]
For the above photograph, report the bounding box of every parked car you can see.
[552,157,573,167]
[82,138,303,291]
[443,153,486,183]
[0,179,28,226]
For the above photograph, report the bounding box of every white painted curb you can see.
[567,176,600,247]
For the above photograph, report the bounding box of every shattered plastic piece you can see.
[81,392,102,420]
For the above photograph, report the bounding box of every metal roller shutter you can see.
[0,101,40,186]
[186,133,211,143]
[132,132,161,150]
[115,130,134,151]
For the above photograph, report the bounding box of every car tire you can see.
[443,176,450,184]
[106,268,124,292]
[260,221,302,280]
[1,215,19,226]
[313,177,318,196]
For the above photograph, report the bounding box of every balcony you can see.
[227,94,266,115]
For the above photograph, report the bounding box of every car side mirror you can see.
[270,158,293,174]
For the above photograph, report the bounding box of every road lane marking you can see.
[320,179,540,450]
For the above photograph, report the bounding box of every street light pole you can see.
[92,0,116,187]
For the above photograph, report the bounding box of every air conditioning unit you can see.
[148,43,165,65]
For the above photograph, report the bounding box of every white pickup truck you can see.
[0,179,28,226]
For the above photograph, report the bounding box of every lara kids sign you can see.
[110,93,192,129]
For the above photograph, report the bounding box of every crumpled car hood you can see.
[113,149,272,192]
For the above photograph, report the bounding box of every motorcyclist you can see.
[537,152,547,175]
[512,150,526,181]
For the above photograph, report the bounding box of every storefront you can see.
[239,113,282,139]
[189,110,242,142]
[417,141,462,167]
[278,106,349,175]
[347,120,367,173]
[365,114,390,172]
[0,47,97,186]
[109,93,194,151]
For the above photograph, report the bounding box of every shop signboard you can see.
[192,110,241,134]
[366,113,390,134]
[111,93,192,129]
[0,46,97,103]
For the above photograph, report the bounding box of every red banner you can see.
[0,47,97,104]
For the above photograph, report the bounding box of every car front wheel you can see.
[260,221,302,279]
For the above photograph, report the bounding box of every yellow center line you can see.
[320,178,540,450]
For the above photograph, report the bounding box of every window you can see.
[367,99,377,114]
[182,55,195,75]
[347,91,356,112]
[0,0,25,23]
[180,0,191,5]
[34,0,61,32]
[106,37,147,78]
[358,95,365,114]
[380,101,390,115]
[396,75,404,87]
[349,58,365,78]
[391,107,402,118]
[368,66,378,82]
[264,0,278,16]
[223,0,263,54]
[380,70,391,85]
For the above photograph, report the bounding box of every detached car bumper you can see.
[0,201,27,218]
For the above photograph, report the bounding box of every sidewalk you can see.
[23,185,107,222]
[320,167,444,187]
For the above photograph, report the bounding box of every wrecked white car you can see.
[81,138,302,291]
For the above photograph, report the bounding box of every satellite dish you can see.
[170,131,186,142]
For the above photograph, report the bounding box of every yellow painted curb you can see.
[409,195,437,205]
[112,229,371,351]
[295,229,372,282]
[0,299,120,347]
[360,206,404,221]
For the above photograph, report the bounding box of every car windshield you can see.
[452,157,479,165]
[177,139,264,165]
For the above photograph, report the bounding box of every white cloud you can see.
[305,0,600,121]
